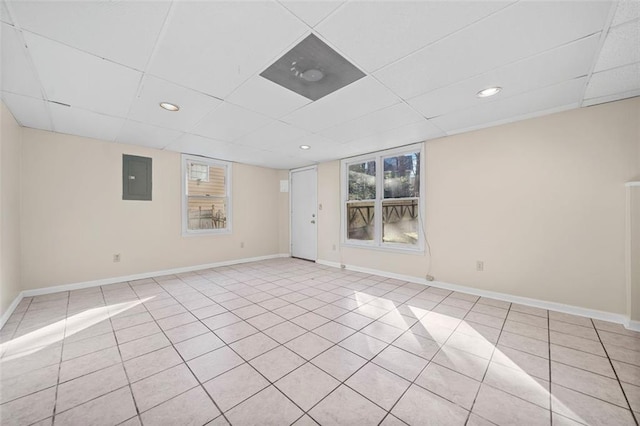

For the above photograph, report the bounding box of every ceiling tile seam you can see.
[426,75,589,122]
[611,14,640,29]
[275,0,348,30]
[578,1,619,106]
[444,102,581,137]
[137,1,177,79]
[397,31,605,107]
[592,59,640,75]
[583,89,640,105]
[16,27,148,74]
[2,3,54,131]
[334,116,431,146]
[363,0,520,75]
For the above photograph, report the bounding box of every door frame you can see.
[289,165,318,261]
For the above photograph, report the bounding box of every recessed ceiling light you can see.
[299,145,311,150]
[476,87,502,98]
[159,102,180,111]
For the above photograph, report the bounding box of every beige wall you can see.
[19,128,285,290]
[277,170,290,255]
[318,97,640,315]
[0,103,22,317]
[629,186,640,322]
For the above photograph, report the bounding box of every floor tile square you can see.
[54,387,137,426]
[314,321,357,343]
[311,345,367,381]
[130,364,198,412]
[308,385,386,426]
[202,312,242,331]
[232,304,268,320]
[124,347,183,383]
[551,383,636,425]
[140,386,219,425]
[164,321,209,344]
[203,363,269,411]
[276,363,340,410]
[372,345,428,381]
[346,363,410,410]
[483,361,550,409]
[285,332,334,360]
[339,332,388,360]
[56,363,128,412]
[115,321,161,344]
[156,312,197,331]
[473,384,550,426]
[187,347,244,382]
[290,312,330,330]
[229,332,279,360]
[0,364,59,404]
[225,386,303,426]
[119,332,171,361]
[392,384,469,425]
[274,304,308,320]
[214,320,259,344]
[551,361,627,407]
[334,312,374,330]
[174,332,224,360]
[250,346,306,382]
[263,321,307,344]
[431,345,490,381]
[246,311,286,330]
[0,387,56,426]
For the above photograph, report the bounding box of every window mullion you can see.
[375,155,383,246]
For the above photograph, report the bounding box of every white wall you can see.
[0,103,22,318]
[19,128,286,290]
[317,97,640,315]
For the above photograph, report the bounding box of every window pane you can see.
[188,197,227,230]
[188,165,225,197]
[348,161,376,200]
[189,162,209,181]
[382,199,418,244]
[347,201,375,241]
[383,152,420,198]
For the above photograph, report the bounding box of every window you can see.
[342,144,423,251]
[182,154,232,235]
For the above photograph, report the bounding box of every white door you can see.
[291,167,317,261]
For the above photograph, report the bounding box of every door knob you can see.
[311,220,316,224]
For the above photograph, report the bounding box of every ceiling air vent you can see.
[260,34,365,101]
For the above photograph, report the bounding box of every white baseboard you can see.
[0,292,24,330]
[0,253,290,330]
[317,259,635,331]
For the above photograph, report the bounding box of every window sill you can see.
[341,242,425,255]
[182,229,232,237]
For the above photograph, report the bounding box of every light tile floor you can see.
[0,258,639,426]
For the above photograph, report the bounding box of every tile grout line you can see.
[591,318,639,425]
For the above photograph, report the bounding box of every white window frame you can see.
[341,143,425,253]
[181,154,232,236]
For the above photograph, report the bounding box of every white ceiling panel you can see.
[234,120,308,149]
[341,120,445,157]
[165,133,243,160]
[23,32,142,118]
[317,1,512,72]
[49,103,124,142]
[9,1,169,70]
[190,102,272,142]
[375,1,612,99]
[127,75,222,132]
[282,76,400,132]
[611,0,640,26]
[409,35,600,119]
[279,1,345,28]
[594,20,640,72]
[431,77,587,134]
[226,76,310,120]
[148,1,308,99]
[1,1,12,24]
[584,62,640,100]
[1,91,51,130]
[1,23,42,98]
[116,120,182,150]
[318,102,425,143]
[289,133,347,162]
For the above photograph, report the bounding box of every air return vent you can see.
[260,34,365,101]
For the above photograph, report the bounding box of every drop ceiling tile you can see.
[1,92,51,130]
[282,76,400,132]
[49,104,125,142]
[148,1,308,98]
[318,102,425,143]
[9,1,169,70]
[316,1,512,72]
[290,133,345,162]
[280,1,345,28]
[116,120,182,150]
[594,20,640,72]
[408,34,600,119]
[23,32,142,118]
[1,1,12,24]
[341,120,444,157]
[375,1,612,99]
[611,0,640,26]
[234,120,308,149]
[164,133,241,160]
[226,76,310,120]
[431,77,587,134]
[585,62,640,100]
[128,75,222,132]
[1,23,42,98]
[190,102,272,142]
